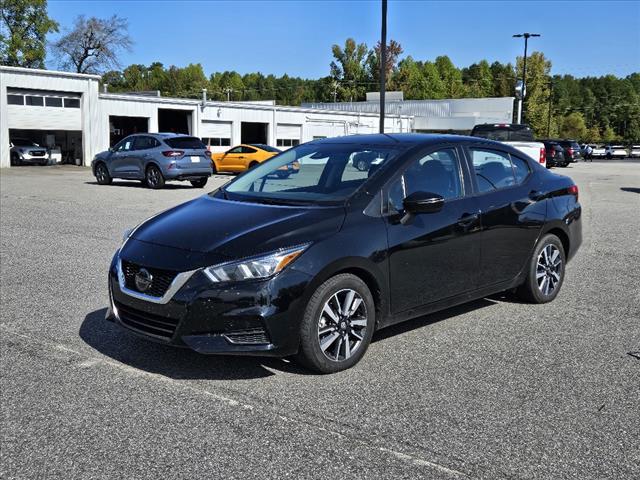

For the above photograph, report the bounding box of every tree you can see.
[52,15,132,74]
[366,39,403,88]
[330,38,369,101]
[559,112,587,140]
[517,51,552,136]
[0,0,58,68]
[462,60,493,98]
[434,56,465,98]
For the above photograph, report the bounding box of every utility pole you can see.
[379,0,387,134]
[547,81,553,137]
[513,32,540,124]
[224,88,232,102]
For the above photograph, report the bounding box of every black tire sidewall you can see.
[146,165,164,189]
[190,178,208,188]
[525,234,566,303]
[96,163,112,185]
[297,274,375,373]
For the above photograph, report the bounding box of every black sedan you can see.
[106,134,582,373]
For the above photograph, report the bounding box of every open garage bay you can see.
[1,163,639,479]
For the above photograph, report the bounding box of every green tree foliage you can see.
[99,38,639,142]
[559,112,587,140]
[0,0,58,68]
[330,38,369,101]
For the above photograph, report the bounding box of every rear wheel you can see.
[296,274,375,373]
[145,165,165,189]
[190,177,208,188]
[95,163,112,185]
[517,234,566,303]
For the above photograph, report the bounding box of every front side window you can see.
[471,149,518,193]
[387,148,463,213]
[223,143,407,204]
[114,137,134,152]
[227,146,243,154]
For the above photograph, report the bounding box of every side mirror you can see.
[403,191,445,214]
[108,147,114,153]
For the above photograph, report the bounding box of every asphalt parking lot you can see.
[1,161,639,479]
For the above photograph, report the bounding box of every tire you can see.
[295,273,375,373]
[211,162,217,174]
[145,164,165,189]
[95,162,112,185]
[10,153,20,166]
[516,234,566,304]
[190,177,208,188]
[40,159,48,166]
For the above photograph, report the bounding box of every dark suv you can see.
[92,133,213,189]
[542,141,567,168]
[556,140,582,163]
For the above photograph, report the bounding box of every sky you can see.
[46,0,640,79]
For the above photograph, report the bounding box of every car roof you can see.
[308,133,498,147]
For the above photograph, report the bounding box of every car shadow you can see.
[620,187,640,194]
[81,294,512,379]
[84,181,196,190]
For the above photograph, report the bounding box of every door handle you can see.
[238,156,245,159]
[457,213,479,227]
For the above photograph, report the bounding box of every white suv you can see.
[606,145,628,159]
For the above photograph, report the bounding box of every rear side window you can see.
[163,136,206,149]
[510,155,531,184]
[134,136,159,150]
[241,146,257,154]
[471,125,534,141]
[471,149,517,193]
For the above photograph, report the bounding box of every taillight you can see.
[567,147,573,157]
[567,184,579,201]
[162,150,184,157]
[539,147,546,163]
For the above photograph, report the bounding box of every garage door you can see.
[202,121,232,140]
[7,89,82,131]
[276,124,301,148]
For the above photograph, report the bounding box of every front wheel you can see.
[145,165,165,189]
[190,177,208,188]
[517,234,566,303]
[296,274,375,373]
[95,163,112,185]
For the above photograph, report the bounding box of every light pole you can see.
[379,0,387,134]
[513,32,540,124]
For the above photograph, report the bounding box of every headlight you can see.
[203,245,308,283]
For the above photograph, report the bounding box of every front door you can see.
[110,136,136,177]
[465,146,546,287]
[219,146,245,171]
[385,147,481,314]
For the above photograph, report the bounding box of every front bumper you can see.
[106,249,312,357]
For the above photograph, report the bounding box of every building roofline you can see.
[99,92,413,119]
[0,65,102,80]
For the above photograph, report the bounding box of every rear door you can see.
[132,135,160,178]
[464,146,546,287]
[384,146,481,313]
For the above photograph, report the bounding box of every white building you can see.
[303,97,516,133]
[0,66,413,168]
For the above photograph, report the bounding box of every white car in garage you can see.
[630,145,640,157]
[10,139,49,166]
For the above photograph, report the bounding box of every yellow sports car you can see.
[210,144,280,173]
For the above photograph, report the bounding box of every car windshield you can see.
[12,139,38,147]
[163,136,206,149]
[222,142,407,205]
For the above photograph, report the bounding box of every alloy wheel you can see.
[536,244,562,296]
[317,289,368,362]
[96,165,107,183]
[147,167,160,187]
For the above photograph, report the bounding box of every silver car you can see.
[10,139,49,166]
[91,133,213,189]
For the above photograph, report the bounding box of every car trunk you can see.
[163,137,209,170]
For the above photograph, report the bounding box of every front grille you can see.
[121,260,177,298]
[115,301,180,340]
[224,328,270,345]
[30,150,46,156]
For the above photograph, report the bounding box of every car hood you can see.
[131,195,345,258]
